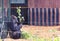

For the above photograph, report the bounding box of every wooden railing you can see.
[28,8,60,26]
[2,8,60,26]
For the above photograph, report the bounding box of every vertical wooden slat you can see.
[50,8,52,26]
[38,8,40,25]
[29,8,60,26]
[28,8,30,25]
[48,8,50,26]
[46,8,48,26]
[59,8,60,25]
[32,8,34,25]
[4,8,7,17]
[40,8,42,26]
[56,8,59,25]
[30,8,32,25]
[36,8,38,25]
[52,8,55,26]
[42,8,44,26]
[44,8,47,26]
[50,8,51,26]
[34,8,36,25]
[54,8,56,25]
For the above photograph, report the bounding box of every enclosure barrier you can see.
[28,8,60,26]
[0,7,60,40]
[9,7,60,26]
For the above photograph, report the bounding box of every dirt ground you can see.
[4,25,60,41]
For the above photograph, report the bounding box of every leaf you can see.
[54,37,60,41]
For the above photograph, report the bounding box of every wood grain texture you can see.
[28,0,60,8]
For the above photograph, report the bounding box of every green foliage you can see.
[21,31,60,41]
[16,7,24,23]
[21,31,41,41]
[49,29,57,33]
[21,31,31,39]
[54,37,60,41]
[47,38,52,41]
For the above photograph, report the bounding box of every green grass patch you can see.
[21,31,60,41]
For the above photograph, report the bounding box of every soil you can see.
[3,25,60,41]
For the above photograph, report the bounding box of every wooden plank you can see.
[46,8,48,26]
[50,8,52,26]
[36,8,39,25]
[56,8,59,25]
[42,8,44,26]
[54,8,56,25]
[30,8,32,25]
[34,8,36,25]
[44,8,47,26]
[32,8,35,25]
[52,8,55,25]
[28,8,30,25]
[28,0,60,8]
[48,8,50,26]
[40,8,42,26]
[38,8,40,25]
[59,8,60,25]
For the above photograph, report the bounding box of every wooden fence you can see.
[28,8,60,26]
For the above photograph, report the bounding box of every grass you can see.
[21,29,60,41]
